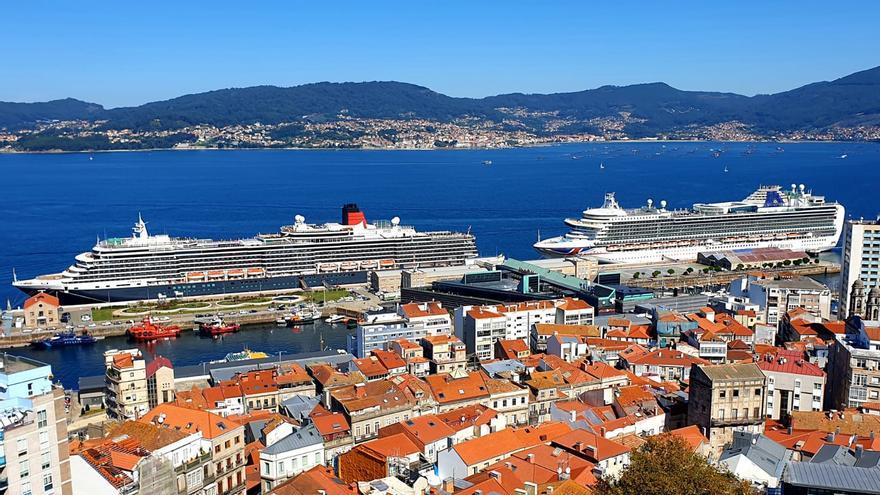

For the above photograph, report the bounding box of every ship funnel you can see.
[660,200,667,209]
[647,198,653,208]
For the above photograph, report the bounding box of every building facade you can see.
[687,363,767,452]
[0,354,73,495]
[840,219,880,318]
[104,349,149,420]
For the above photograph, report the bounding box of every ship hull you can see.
[536,235,839,264]
[16,272,368,305]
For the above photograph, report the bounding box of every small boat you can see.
[723,165,729,173]
[128,317,182,341]
[359,260,379,270]
[839,154,848,159]
[199,317,240,336]
[224,348,269,362]
[318,263,339,272]
[207,270,225,280]
[482,160,492,165]
[275,318,287,326]
[599,162,605,170]
[379,259,395,269]
[339,261,358,271]
[32,330,97,348]
[325,314,346,324]
[227,269,245,278]
[187,272,206,281]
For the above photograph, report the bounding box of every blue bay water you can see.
[1,141,879,387]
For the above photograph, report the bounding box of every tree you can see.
[632,272,640,279]
[685,267,694,274]
[667,268,675,275]
[652,271,661,278]
[595,436,754,495]
[735,263,744,271]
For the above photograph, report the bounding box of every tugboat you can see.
[199,316,241,336]
[32,329,97,348]
[128,317,182,341]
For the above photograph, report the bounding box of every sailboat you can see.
[723,165,729,173]
[599,162,605,170]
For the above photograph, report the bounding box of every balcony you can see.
[175,450,212,474]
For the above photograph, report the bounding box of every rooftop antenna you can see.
[11,268,17,283]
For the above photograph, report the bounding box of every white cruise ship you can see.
[14,204,478,304]
[534,184,845,264]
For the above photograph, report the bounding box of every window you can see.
[262,461,270,475]
[37,409,48,429]
[39,431,49,448]
[43,473,53,491]
[814,383,823,391]
[21,459,30,478]
[21,482,31,495]
[186,469,203,488]
[719,390,726,398]
[732,409,738,419]
[733,389,739,398]
[754,388,762,396]
[41,451,51,470]
[754,407,760,418]
[718,409,725,420]
[18,438,28,456]
[314,452,321,465]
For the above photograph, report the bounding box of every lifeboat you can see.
[379,259,395,269]
[246,268,265,277]
[208,270,225,279]
[228,269,245,278]
[187,272,206,281]
[340,261,358,271]
[360,260,379,270]
[128,317,182,341]
[318,263,339,272]
[199,317,241,336]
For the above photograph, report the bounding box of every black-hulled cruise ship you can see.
[13,204,478,304]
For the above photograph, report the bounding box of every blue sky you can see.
[2,1,878,107]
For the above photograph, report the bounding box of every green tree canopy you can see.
[594,436,753,495]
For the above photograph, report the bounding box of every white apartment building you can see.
[841,219,880,318]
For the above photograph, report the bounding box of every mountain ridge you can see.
[2,66,880,141]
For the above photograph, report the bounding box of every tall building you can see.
[0,353,72,495]
[730,275,832,328]
[841,219,880,318]
[688,363,766,452]
[104,349,149,420]
[827,318,880,409]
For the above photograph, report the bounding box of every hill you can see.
[2,66,880,139]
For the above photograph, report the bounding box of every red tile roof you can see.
[756,353,825,377]
[551,429,630,462]
[139,403,241,439]
[24,291,59,309]
[145,356,173,377]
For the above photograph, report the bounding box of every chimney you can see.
[787,425,793,435]
[442,478,455,493]
[856,445,865,458]
[488,471,501,481]
[526,453,535,463]
[828,431,836,442]
[600,427,607,437]
[475,491,483,495]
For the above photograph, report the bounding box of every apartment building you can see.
[840,219,880,317]
[730,275,832,328]
[756,351,826,419]
[420,335,467,374]
[0,354,72,495]
[827,318,880,409]
[688,363,767,452]
[146,356,175,408]
[141,404,247,495]
[104,349,149,420]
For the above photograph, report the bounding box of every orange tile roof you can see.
[371,349,407,370]
[756,352,825,377]
[380,414,456,447]
[535,323,601,337]
[266,465,358,495]
[583,362,627,381]
[399,301,447,318]
[107,420,189,452]
[309,363,366,388]
[24,291,59,309]
[467,307,505,319]
[551,429,631,462]
[139,403,241,440]
[331,380,414,413]
[452,428,527,465]
[435,404,498,431]
[358,433,421,458]
[628,349,709,368]
[556,297,593,311]
[425,371,490,404]
[111,353,134,369]
[352,356,389,377]
[664,425,708,452]
[310,412,350,437]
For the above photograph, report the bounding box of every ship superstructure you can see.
[534,184,845,264]
[14,204,478,303]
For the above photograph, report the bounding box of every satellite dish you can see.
[660,200,667,209]
[647,198,654,208]
[391,216,400,226]
[294,215,305,223]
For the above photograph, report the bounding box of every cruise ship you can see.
[534,184,845,264]
[13,204,478,304]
